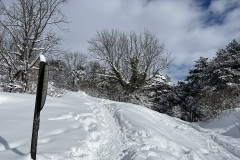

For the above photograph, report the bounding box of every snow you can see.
[40,55,46,62]
[0,91,239,160]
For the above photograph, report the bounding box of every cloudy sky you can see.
[60,0,240,83]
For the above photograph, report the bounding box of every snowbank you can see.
[0,91,239,160]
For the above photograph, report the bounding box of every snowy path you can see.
[64,98,126,160]
[0,91,239,160]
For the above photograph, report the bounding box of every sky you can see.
[60,0,240,83]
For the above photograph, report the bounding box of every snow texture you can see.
[0,91,239,160]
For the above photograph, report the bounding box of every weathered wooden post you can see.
[30,55,49,160]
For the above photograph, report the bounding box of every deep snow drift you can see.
[0,91,239,160]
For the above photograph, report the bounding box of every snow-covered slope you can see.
[0,91,239,160]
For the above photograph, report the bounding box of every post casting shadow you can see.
[0,136,26,156]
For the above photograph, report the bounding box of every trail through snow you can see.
[0,91,239,160]
[64,97,126,160]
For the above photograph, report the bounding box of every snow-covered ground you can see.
[0,91,239,160]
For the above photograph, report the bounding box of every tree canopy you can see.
[88,29,173,92]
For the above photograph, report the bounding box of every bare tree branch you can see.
[88,29,173,92]
[0,0,68,92]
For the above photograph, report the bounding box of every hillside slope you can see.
[0,91,239,160]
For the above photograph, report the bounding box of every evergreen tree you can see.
[208,39,240,89]
[185,57,209,95]
[198,40,240,118]
[182,39,240,121]
[183,57,209,121]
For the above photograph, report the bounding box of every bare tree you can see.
[0,0,68,92]
[64,52,88,89]
[64,52,88,70]
[88,29,173,92]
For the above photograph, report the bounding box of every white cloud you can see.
[209,0,240,14]
[60,0,240,83]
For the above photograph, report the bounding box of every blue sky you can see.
[197,0,211,8]
[199,0,240,25]
[60,0,240,83]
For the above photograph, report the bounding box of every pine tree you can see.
[185,57,209,94]
[200,40,240,117]
[183,40,240,121]
[209,39,240,88]
[182,57,210,121]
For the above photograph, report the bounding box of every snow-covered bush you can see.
[47,82,66,97]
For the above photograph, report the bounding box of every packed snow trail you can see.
[0,91,239,160]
